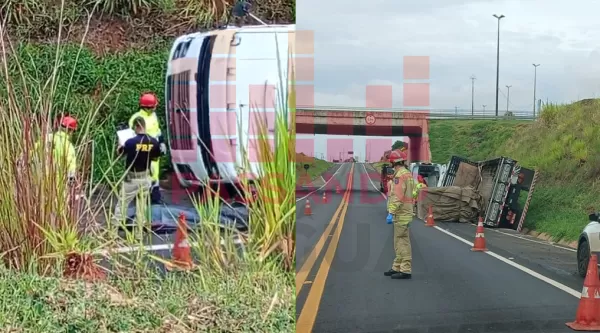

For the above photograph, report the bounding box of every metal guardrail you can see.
[425,113,535,121]
[297,107,536,121]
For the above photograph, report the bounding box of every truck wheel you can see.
[578,239,590,278]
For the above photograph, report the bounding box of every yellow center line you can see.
[296,164,355,333]
[295,164,354,296]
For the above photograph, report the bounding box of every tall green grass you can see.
[0,14,109,273]
[0,4,295,330]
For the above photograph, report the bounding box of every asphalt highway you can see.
[296,163,584,333]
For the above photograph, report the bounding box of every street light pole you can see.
[483,104,487,113]
[470,75,476,117]
[455,106,458,115]
[505,85,512,114]
[493,14,505,117]
[533,63,540,118]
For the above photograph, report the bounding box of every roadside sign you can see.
[366,114,376,125]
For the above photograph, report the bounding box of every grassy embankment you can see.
[295,153,334,184]
[371,161,386,174]
[0,1,295,331]
[429,100,600,243]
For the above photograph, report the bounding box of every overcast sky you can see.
[294,0,600,161]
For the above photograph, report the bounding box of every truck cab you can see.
[165,24,294,190]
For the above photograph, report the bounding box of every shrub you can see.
[6,42,171,183]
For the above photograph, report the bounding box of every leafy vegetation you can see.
[0,267,293,332]
[6,43,171,183]
[391,140,407,150]
[0,0,296,330]
[1,0,294,49]
[429,100,600,242]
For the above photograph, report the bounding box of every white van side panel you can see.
[232,27,292,179]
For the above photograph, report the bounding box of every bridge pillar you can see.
[408,136,431,163]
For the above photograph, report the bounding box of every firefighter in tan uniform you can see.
[384,150,414,279]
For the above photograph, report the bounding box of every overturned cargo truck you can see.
[419,155,537,230]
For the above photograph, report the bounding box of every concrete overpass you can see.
[295,108,432,162]
[295,107,534,163]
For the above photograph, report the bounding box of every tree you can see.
[392,140,407,150]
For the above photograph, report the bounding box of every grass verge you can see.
[0,267,294,332]
[295,153,334,182]
[370,161,386,174]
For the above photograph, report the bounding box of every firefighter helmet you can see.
[139,93,159,108]
[60,116,77,131]
[389,150,407,164]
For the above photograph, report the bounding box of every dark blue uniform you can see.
[119,134,161,172]
[117,134,163,204]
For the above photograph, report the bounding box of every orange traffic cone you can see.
[425,205,435,227]
[323,192,328,203]
[471,217,488,252]
[336,185,341,194]
[304,199,312,215]
[166,212,195,271]
[566,254,600,330]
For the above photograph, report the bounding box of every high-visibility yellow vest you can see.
[129,109,161,139]
[413,182,426,199]
[33,130,77,178]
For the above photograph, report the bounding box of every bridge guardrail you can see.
[296,107,536,121]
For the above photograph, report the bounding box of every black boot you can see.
[391,272,412,279]
[384,269,400,276]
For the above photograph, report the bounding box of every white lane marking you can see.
[490,228,577,253]
[362,163,387,199]
[433,225,582,299]
[95,237,244,255]
[296,163,345,202]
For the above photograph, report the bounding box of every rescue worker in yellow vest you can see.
[413,175,428,212]
[34,116,78,180]
[129,92,165,204]
[384,150,414,279]
[30,116,78,207]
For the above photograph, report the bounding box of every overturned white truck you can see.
[416,156,537,230]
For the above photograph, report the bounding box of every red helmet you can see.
[139,93,158,108]
[389,150,407,164]
[60,116,77,130]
